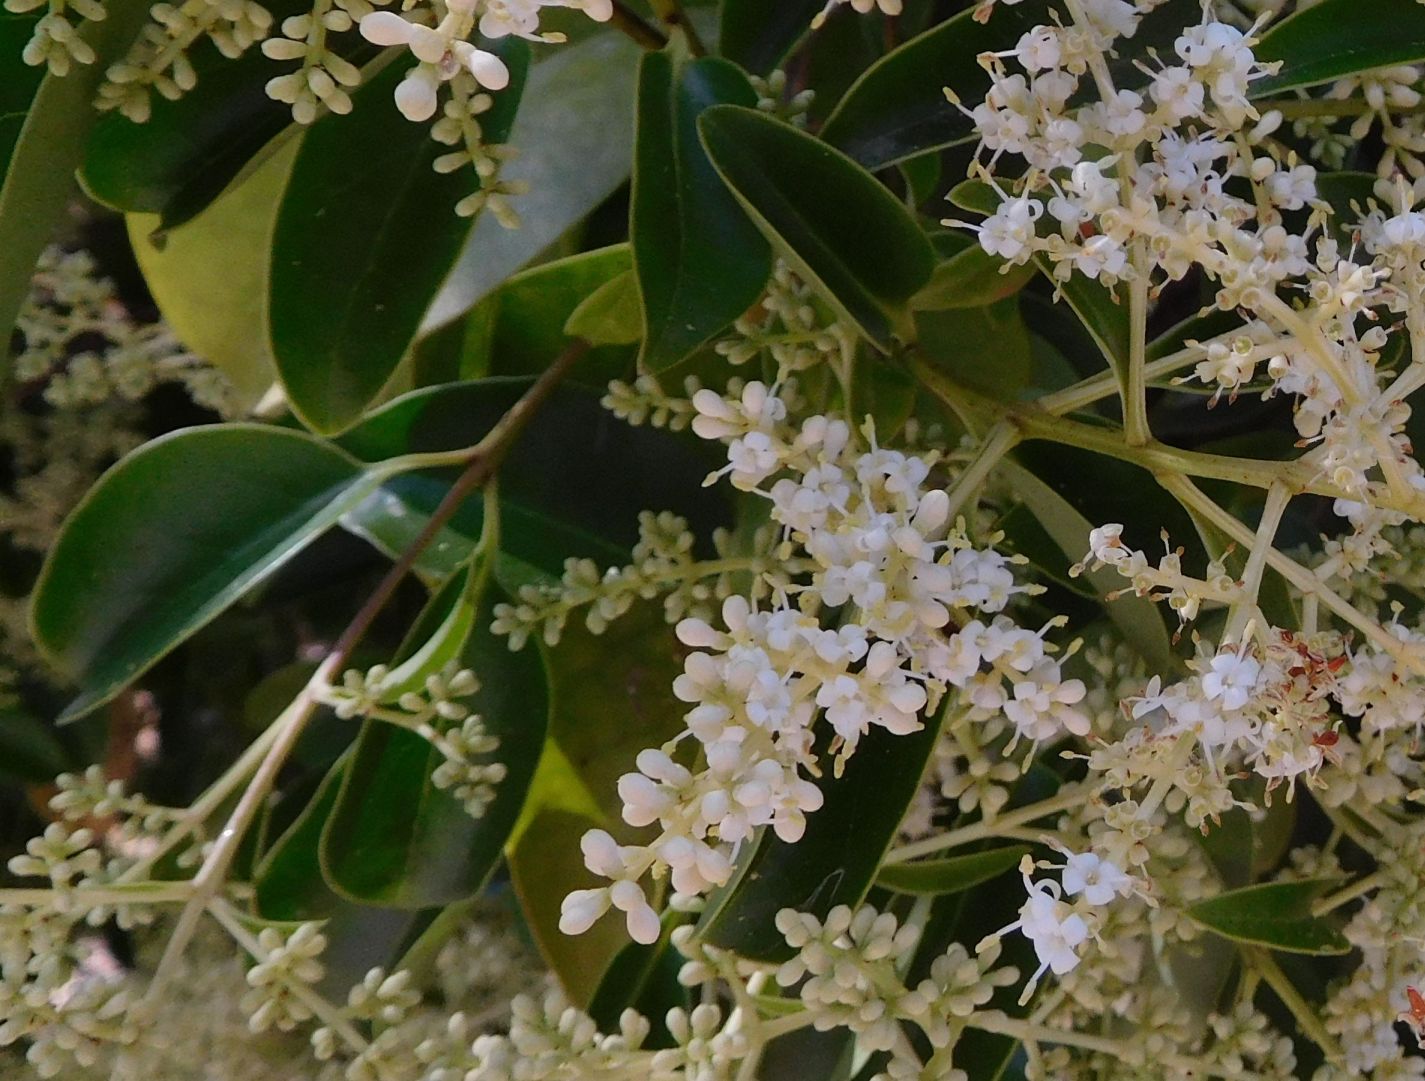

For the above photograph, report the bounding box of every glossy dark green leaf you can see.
[1252,0,1425,96]
[0,707,71,784]
[418,245,636,391]
[915,297,1034,402]
[912,237,1038,313]
[320,584,548,907]
[336,379,728,582]
[718,0,821,74]
[269,43,529,433]
[1187,878,1350,955]
[633,52,770,372]
[255,757,437,992]
[950,178,1130,379]
[820,1,1048,168]
[876,845,1028,896]
[1000,459,1176,673]
[699,105,935,350]
[696,706,947,962]
[564,269,643,346]
[31,426,374,722]
[0,0,150,340]
[424,31,640,329]
[508,607,689,1004]
[78,4,367,229]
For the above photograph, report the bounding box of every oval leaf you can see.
[718,0,821,75]
[820,0,1049,168]
[632,52,770,371]
[0,0,150,339]
[269,43,529,433]
[1187,877,1351,955]
[31,426,373,722]
[876,845,1029,897]
[320,583,548,907]
[695,706,946,962]
[698,105,935,350]
[1252,0,1425,96]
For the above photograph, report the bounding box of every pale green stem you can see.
[967,1012,1272,1080]
[1161,474,1423,668]
[1224,483,1292,642]
[1260,96,1425,119]
[146,664,335,1000]
[0,884,195,906]
[885,789,1087,864]
[1124,244,1151,446]
[1245,946,1343,1066]
[943,420,1020,521]
[1037,345,1206,415]
[207,899,377,1060]
[1310,869,1387,916]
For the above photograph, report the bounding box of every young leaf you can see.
[269,43,529,433]
[0,0,150,340]
[1252,0,1425,96]
[632,52,771,372]
[126,138,300,410]
[912,238,1037,313]
[508,608,689,1005]
[875,846,1029,897]
[820,0,1049,168]
[695,705,947,962]
[1187,878,1351,955]
[30,426,375,722]
[564,269,643,347]
[320,583,549,908]
[698,105,935,351]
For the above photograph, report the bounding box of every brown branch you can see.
[609,0,668,50]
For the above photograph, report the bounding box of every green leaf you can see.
[564,269,644,346]
[418,246,637,390]
[718,0,821,74]
[1252,0,1425,96]
[698,105,935,350]
[78,3,362,229]
[876,846,1029,896]
[0,0,150,340]
[335,380,729,583]
[912,237,1038,312]
[915,297,1034,402]
[376,566,483,702]
[696,706,946,962]
[950,178,1130,381]
[0,707,71,784]
[1187,878,1351,955]
[269,43,529,433]
[320,582,548,907]
[999,459,1176,673]
[424,31,640,329]
[820,1,1049,168]
[632,52,770,372]
[127,138,299,409]
[30,425,374,722]
[255,758,437,993]
[508,607,689,1005]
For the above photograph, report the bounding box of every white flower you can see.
[1201,650,1262,711]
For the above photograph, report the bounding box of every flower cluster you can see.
[319,663,506,818]
[560,378,1090,944]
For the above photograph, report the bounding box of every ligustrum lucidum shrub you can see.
[9,0,1425,1078]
